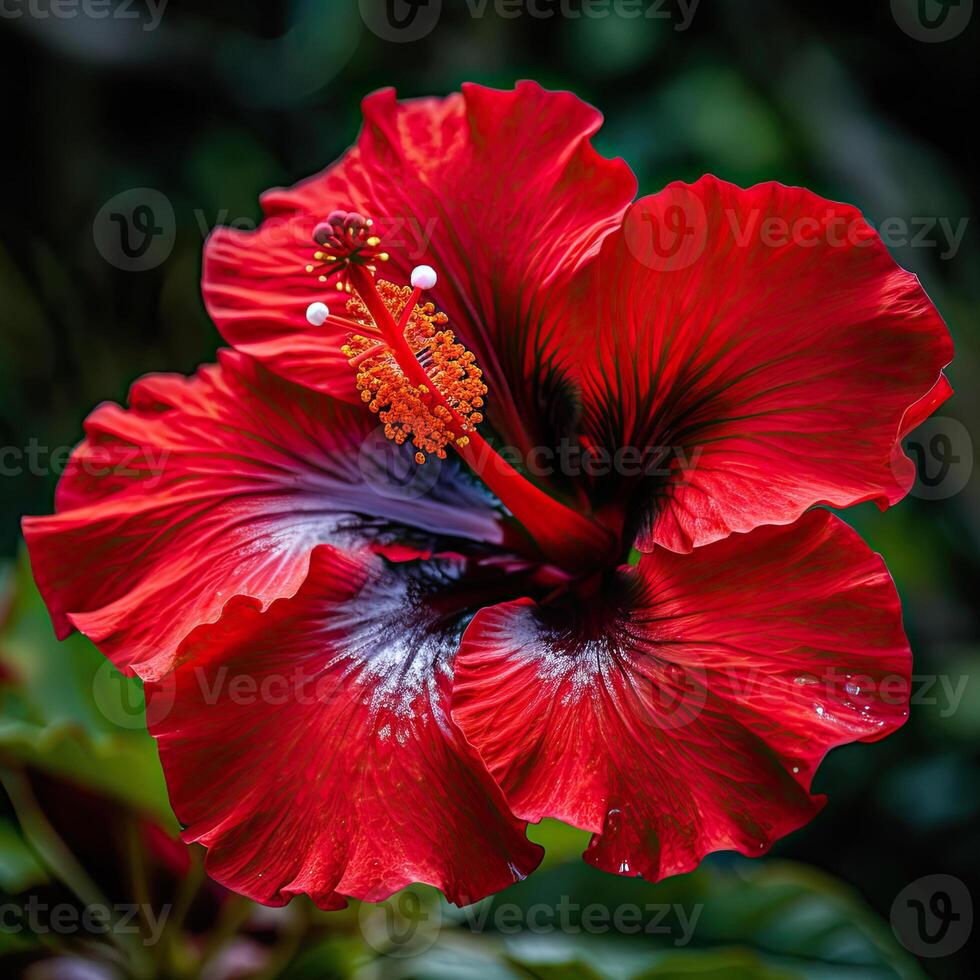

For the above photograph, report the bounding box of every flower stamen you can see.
[303,213,616,571]
[305,210,389,293]
[340,276,487,463]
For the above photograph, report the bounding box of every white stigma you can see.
[305,301,330,326]
[410,265,437,290]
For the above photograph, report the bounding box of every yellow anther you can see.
[342,280,487,464]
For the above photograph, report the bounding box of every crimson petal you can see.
[23,350,506,681]
[146,547,542,908]
[568,176,953,551]
[452,511,911,881]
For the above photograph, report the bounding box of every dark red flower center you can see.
[302,210,616,572]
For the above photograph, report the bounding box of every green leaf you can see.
[0,552,174,826]
[632,948,797,978]
[527,820,593,869]
[506,956,607,979]
[0,816,48,892]
[422,858,925,980]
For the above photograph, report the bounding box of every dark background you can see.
[1,1,977,978]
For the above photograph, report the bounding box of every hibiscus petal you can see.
[22,350,507,681]
[202,81,636,451]
[452,510,910,881]
[569,176,953,551]
[146,546,542,908]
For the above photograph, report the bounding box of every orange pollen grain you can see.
[340,280,487,464]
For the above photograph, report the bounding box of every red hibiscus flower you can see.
[23,82,952,908]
